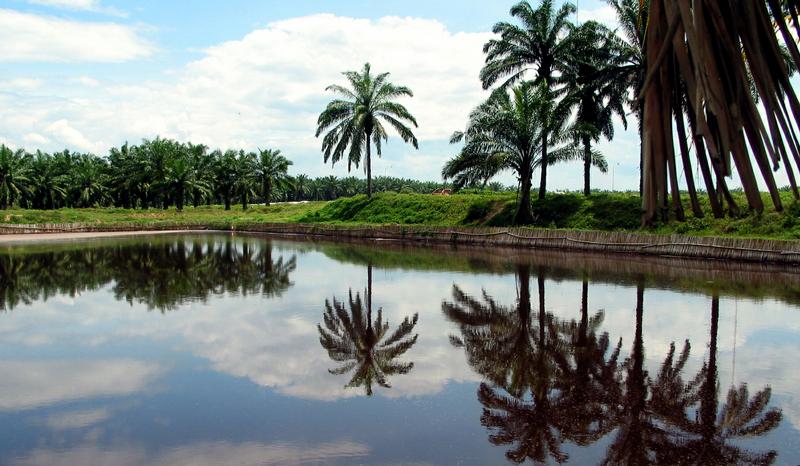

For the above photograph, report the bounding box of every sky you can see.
[0,0,645,190]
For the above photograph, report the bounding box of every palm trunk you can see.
[539,132,549,200]
[265,180,272,206]
[515,161,535,225]
[241,192,248,210]
[224,192,231,211]
[366,130,373,198]
[579,279,589,347]
[583,136,592,197]
[176,186,184,212]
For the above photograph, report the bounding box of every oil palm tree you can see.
[164,154,208,211]
[254,149,292,206]
[70,155,110,208]
[318,265,419,396]
[444,82,590,224]
[316,63,419,197]
[28,152,67,210]
[0,145,31,210]
[213,150,238,210]
[562,20,628,196]
[480,0,577,200]
[234,151,257,210]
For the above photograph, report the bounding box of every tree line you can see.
[0,139,467,211]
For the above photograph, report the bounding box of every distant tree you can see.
[316,63,419,197]
[0,145,31,210]
[254,149,293,206]
[234,151,257,210]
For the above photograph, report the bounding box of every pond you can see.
[1,233,799,465]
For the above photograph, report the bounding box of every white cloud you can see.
[45,119,105,153]
[0,14,490,181]
[0,9,150,62]
[0,359,162,410]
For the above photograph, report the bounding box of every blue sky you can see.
[0,0,650,190]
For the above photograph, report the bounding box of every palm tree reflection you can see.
[0,236,297,312]
[668,294,783,465]
[446,269,784,465]
[444,264,577,463]
[318,264,419,396]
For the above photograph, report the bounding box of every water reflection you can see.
[445,267,784,465]
[318,264,419,396]
[0,236,296,311]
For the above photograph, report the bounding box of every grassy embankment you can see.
[2,190,800,240]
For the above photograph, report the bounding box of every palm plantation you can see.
[316,63,419,197]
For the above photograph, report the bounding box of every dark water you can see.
[1,233,799,465]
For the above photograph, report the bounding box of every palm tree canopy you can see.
[480,0,577,90]
[316,62,419,172]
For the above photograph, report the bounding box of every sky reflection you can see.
[1,234,799,464]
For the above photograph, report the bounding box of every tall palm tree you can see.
[480,0,577,200]
[318,265,419,396]
[562,20,628,196]
[70,155,110,208]
[605,0,648,195]
[316,63,419,197]
[444,82,589,224]
[163,153,208,212]
[254,149,293,206]
[0,145,31,210]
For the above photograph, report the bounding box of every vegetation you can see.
[316,63,419,197]
[5,190,800,240]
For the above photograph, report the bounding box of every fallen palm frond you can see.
[641,0,800,225]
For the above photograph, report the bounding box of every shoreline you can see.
[2,222,800,265]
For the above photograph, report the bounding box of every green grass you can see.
[3,191,800,240]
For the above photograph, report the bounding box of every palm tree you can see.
[28,152,67,210]
[70,155,110,208]
[562,21,628,196]
[318,265,419,395]
[254,149,293,206]
[292,174,311,201]
[444,82,588,224]
[234,151,257,210]
[163,152,208,212]
[0,145,31,210]
[316,63,419,197]
[213,150,238,210]
[480,0,577,200]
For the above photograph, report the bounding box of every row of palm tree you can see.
[0,140,473,211]
[0,140,293,211]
